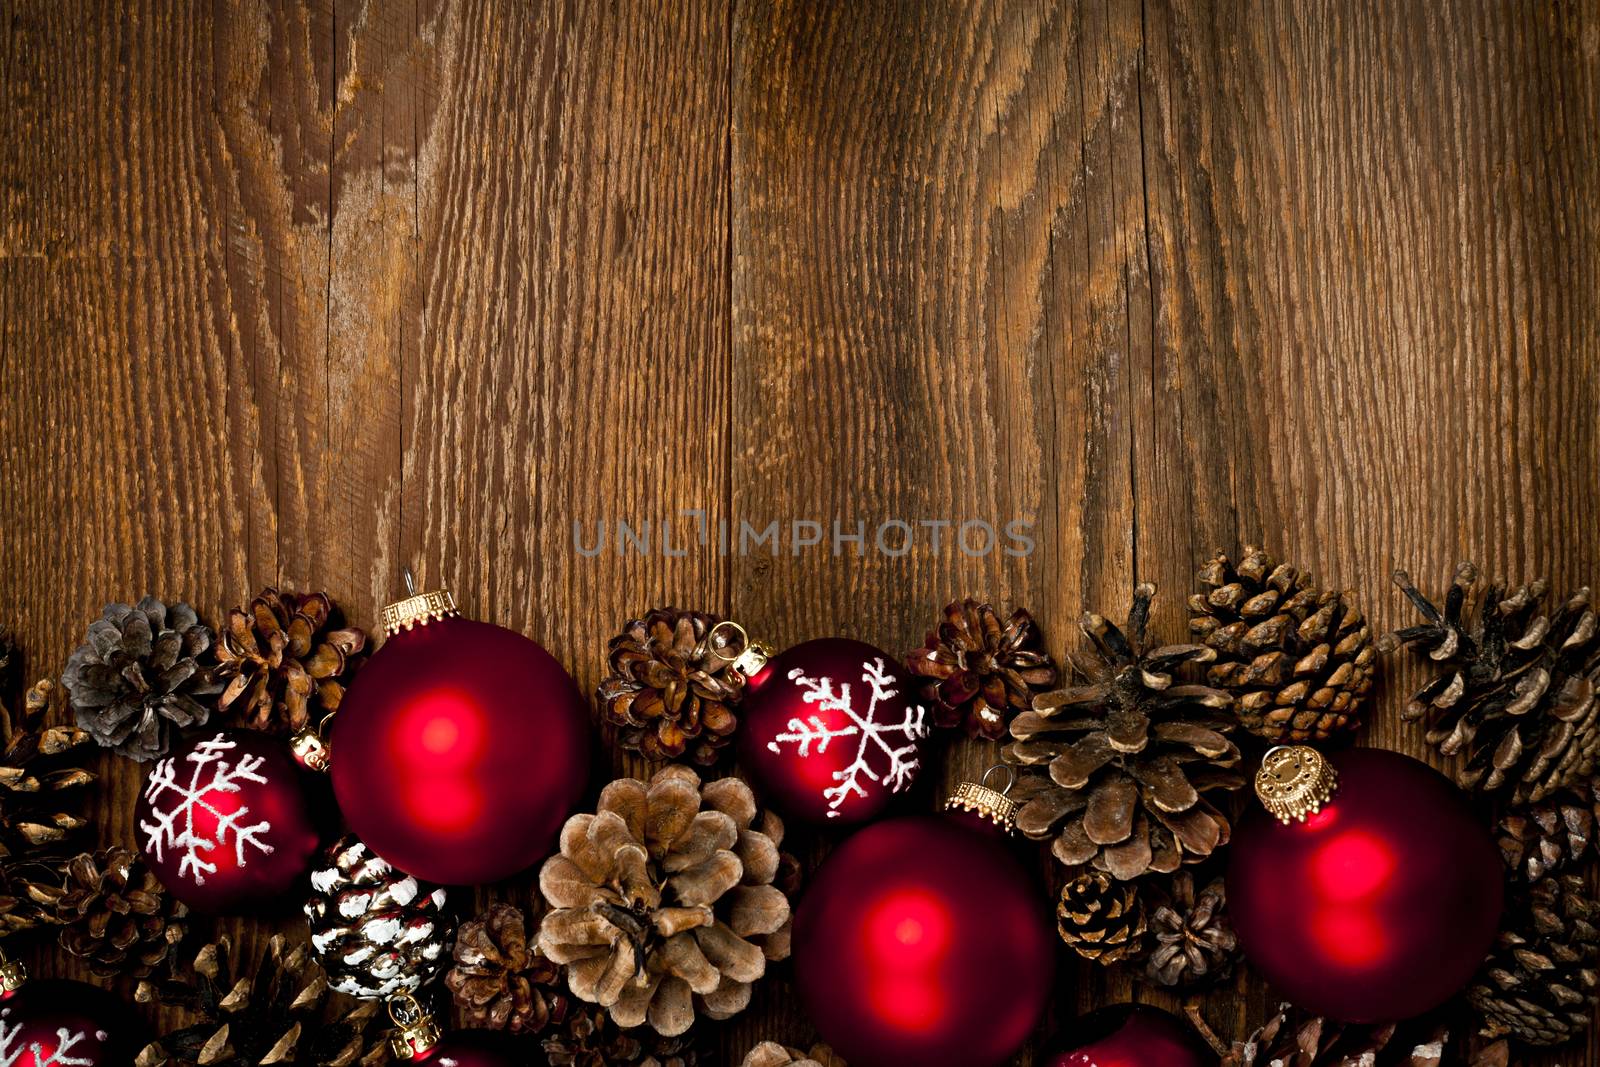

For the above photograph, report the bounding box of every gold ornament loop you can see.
[706,620,773,680]
[381,568,459,636]
[946,764,1020,833]
[386,992,441,1059]
[1255,745,1339,825]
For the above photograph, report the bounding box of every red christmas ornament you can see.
[330,582,591,885]
[793,776,1054,1067]
[737,637,931,825]
[1227,746,1504,1022]
[1047,1005,1216,1067]
[0,976,149,1065]
[410,1030,522,1065]
[134,727,322,912]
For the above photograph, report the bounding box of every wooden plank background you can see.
[1,0,1596,1062]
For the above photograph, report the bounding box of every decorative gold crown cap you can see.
[1255,745,1339,825]
[381,570,459,637]
[945,766,1019,833]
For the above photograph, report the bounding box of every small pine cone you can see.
[1056,869,1147,964]
[446,902,565,1034]
[742,1041,846,1067]
[598,609,743,766]
[1468,872,1600,1047]
[1190,546,1375,744]
[1143,872,1237,988]
[542,1005,700,1067]
[305,835,453,999]
[62,596,223,761]
[1006,583,1242,880]
[538,766,793,1037]
[906,599,1058,739]
[49,847,188,979]
[1224,1005,1449,1067]
[215,588,367,735]
[1381,565,1600,802]
[1495,783,1598,883]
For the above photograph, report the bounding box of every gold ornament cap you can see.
[381,569,459,637]
[945,765,1019,833]
[386,993,442,1059]
[1255,745,1339,825]
[0,948,25,995]
[706,620,773,680]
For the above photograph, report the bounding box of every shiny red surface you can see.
[414,1030,522,1065]
[1227,747,1503,1022]
[0,980,149,1064]
[331,616,591,885]
[794,812,1055,1067]
[1047,1005,1216,1067]
[135,728,322,913]
[737,638,930,826]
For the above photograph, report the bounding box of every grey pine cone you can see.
[62,596,222,762]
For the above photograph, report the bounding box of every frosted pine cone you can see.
[537,766,793,1037]
[63,596,222,761]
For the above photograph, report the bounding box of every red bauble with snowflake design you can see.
[0,979,149,1066]
[135,727,323,913]
[737,637,931,826]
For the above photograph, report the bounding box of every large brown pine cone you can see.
[446,902,566,1034]
[1495,782,1599,883]
[46,847,188,979]
[1006,583,1242,880]
[1382,565,1600,802]
[906,599,1058,740]
[1143,872,1237,988]
[1223,1005,1449,1067]
[1468,872,1600,1047]
[62,596,223,761]
[537,766,793,1037]
[0,680,96,936]
[1056,869,1146,964]
[134,935,387,1067]
[1190,547,1375,743]
[215,588,367,736]
[598,610,743,766]
[741,1041,846,1067]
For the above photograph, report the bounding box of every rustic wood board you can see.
[1,0,1596,1062]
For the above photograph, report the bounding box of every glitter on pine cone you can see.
[1189,546,1376,744]
[214,588,367,736]
[597,609,743,766]
[906,599,1058,740]
[1005,583,1242,880]
[1381,565,1600,803]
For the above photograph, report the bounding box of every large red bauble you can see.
[0,979,149,1065]
[415,1030,523,1065]
[738,638,931,825]
[793,810,1054,1067]
[1046,1005,1216,1067]
[135,728,322,912]
[331,613,591,885]
[1227,747,1503,1022]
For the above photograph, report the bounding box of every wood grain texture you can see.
[2,0,1597,1062]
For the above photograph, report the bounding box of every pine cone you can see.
[446,902,565,1034]
[1468,872,1600,1047]
[1144,872,1237,988]
[62,596,222,761]
[1223,1005,1448,1067]
[135,934,388,1067]
[542,1005,699,1067]
[537,766,793,1037]
[1381,565,1600,802]
[215,589,366,736]
[1056,869,1147,964]
[305,835,453,999]
[0,679,96,936]
[1495,782,1599,883]
[1005,583,1242,880]
[741,1041,846,1067]
[46,846,188,979]
[906,599,1058,739]
[1189,547,1375,744]
[598,610,743,766]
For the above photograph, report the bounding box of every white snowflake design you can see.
[766,657,929,817]
[0,1007,93,1067]
[140,732,275,885]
